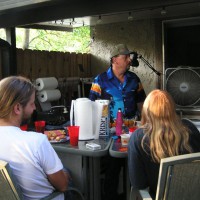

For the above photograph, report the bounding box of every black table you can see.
[52,137,111,200]
[109,138,130,200]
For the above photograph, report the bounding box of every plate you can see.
[44,129,66,136]
[44,130,69,143]
[49,136,69,143]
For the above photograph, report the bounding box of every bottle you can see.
[116,108,123,136]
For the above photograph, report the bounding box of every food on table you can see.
[119,147,128,152]
[44,130,66,142]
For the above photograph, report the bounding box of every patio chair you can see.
[130,152,200,200]
[0,160,85,200]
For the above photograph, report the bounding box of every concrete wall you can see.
[90,19,163,95]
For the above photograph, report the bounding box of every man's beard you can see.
[21,118,30,126]
[20,110,32,125]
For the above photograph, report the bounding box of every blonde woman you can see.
[128,89,200,199]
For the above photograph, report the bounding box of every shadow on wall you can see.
[90,54,109,76]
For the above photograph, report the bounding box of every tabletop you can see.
[52,136,112,157]
[109,137,128,158]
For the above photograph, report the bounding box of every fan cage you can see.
[165,67,200,108]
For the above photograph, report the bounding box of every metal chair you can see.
[0,160,23,200]
[130,152,200,200]
[0,160,85,200]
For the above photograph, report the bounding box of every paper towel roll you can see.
[75,99,93,140]
[71,98,103,140]
[35,77,58,91]
[37,89,61,103]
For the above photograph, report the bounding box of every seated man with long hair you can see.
[128,89,200,199]
[0,76,70,200]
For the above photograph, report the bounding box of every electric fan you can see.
[165,67,200,107]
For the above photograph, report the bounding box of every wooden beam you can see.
[19,24,73,32]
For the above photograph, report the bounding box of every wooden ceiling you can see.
[0,0,200,29]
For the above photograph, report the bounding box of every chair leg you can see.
[129,186,152,200]
[65,187,85,200]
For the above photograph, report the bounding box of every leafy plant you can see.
[0,26,90,53]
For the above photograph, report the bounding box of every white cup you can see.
[120,134,130,146]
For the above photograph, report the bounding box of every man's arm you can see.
[137,102,143,113]
[89,76,102,101]
[38,136,70,192]
[136,80,146,116]
[47,169,69,192]
[135,102,144,120]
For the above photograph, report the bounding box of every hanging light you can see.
[161,7,167,15]
[97,15,102,24]
[71,18,76,25]
[128,12,133,21]
[60,19,64,25]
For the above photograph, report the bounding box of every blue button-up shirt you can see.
[89,66,146,121]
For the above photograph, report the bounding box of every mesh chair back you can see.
[0,160,23,200]
[156,152,200,200]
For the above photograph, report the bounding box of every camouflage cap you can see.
[110,44,132,58]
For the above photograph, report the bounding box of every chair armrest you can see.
[139,189,152,200]
[40,191,62,200]
[67,186,85,200]
[40,187,85,200]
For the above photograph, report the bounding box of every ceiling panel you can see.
[0,0,51,11]
[0,0,200,29]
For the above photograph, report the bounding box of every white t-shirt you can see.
[0,126,64,200]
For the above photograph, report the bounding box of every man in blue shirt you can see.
[89,44,146,122]
[89,44,146,200]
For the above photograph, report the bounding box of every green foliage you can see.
[1,26,91,53]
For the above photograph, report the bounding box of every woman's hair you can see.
[141,89,192,163]
[0,76,35,119]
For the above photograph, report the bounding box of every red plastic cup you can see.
[129,126,138,135]
[67,126,79,146]
[34,121,46,133]
[20,124,28,131]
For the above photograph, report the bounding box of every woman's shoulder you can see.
[128,128,151,157]
[130,128,145,144]
[182,118,200,152]
[182,118,200,135]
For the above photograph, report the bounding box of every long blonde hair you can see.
[141,89,192,163]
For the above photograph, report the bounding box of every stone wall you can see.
[90,19,163,95]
